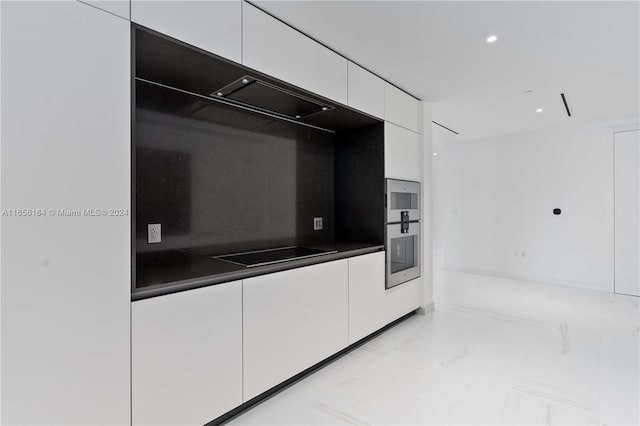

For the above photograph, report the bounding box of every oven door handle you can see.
[387,222,420,238]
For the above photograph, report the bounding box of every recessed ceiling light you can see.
[486,35,498,43]
[536,108,543,113]
[433,152,438,156]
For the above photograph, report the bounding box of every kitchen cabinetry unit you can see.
[385,83,420,132]
[348,62,385,119]
[132,281,242,426]
[349,252,387,343]
[1,2,131,424]
[386,278,421,323]
[131,0,241,63]
[243,260,349,400]
[79,0,130,19]
[242,3,348,104]
[385,122,422,181]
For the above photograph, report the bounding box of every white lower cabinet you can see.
[243,260,349,401]
[131,255,416,424]
[385,277,421,323]
[132,281,243,426]
[348,252,387,343]
[349,252,421,343]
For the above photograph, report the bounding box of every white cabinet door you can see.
[243,260,349,400]
[79,0,130,19]
[349,252,387,343]
[385,122,422,181]
[132,281,243,426]
[385,83,419,132]
[348,62,385,119]
[614,129,640,296]
[243,3,348,104]
[1,2,130,424]
[131,0,241,63]
[386,278,421,323]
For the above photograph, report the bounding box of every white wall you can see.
[434,120,622,291]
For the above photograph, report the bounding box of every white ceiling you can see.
[253,1,640,140]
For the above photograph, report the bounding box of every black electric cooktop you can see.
[213,246,336,268]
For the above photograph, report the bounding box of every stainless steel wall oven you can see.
[386,179,421,289]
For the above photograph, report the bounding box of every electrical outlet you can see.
[148,224,161,243]
[313,217,323,231]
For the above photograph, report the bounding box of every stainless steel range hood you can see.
[210,75,334,120]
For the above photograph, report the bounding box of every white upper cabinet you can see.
[349,252,387,343]
[242,3,348,104]
[79,0,130,19]
[131,0,241,63]
[132,281,243,426]
[243,259,349,401]
[385,83,419,132]
[347,62,385,119]
[385,122,422,182]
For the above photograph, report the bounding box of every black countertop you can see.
[133,242,385,301]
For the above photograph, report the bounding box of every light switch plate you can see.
[148,224,161,243]
[313,217,323,231]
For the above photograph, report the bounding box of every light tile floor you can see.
[230,272,640,425]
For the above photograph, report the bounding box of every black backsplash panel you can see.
[335,123,385,245]
[136,147,191,236]
[135,81,335,256]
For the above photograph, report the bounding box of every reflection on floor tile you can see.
[229,271,640,425]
